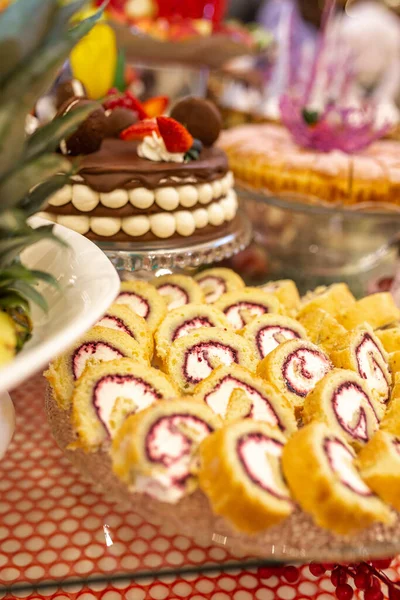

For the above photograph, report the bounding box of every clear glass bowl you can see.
[237,185,400,296]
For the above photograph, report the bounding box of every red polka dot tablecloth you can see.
[1,375,400,600]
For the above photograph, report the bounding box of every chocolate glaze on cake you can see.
[69,139,229,193]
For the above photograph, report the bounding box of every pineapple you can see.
[0,0,103,366]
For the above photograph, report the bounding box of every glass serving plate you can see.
[237,185,400,296]
[98,211,252,277]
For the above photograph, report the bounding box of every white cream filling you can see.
[258,326,299,358]
[325,438,371,495]
[97,316,131,337]
[185,344,236,383]
[138,132,185,163]
[138,415,210,503]
[197,276,226,303]
[284,349,330,396]
[173,317,213,341]
[225,302,268,330]
[73,343,123,380]
[44,192,238,239]
[333,383,377,441]
[46,172,234,211]
[238,436,290,499]
[157,284,188,310]
[205,375,279,425]
[356,335,390,401]
[95,376,158,433]
[116,292,149,319]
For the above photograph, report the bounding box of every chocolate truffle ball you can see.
[57,98,107,155]
[105,107,138,138]
[56,79,87,109]
[170,97,222,147]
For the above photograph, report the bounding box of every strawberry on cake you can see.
[38,92,238,242]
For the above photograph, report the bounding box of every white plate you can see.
[0,217,120,396]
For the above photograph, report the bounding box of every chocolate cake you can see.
[38,95,237,242]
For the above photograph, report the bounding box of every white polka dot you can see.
[218,577,237,591]
[50,563,70,577]
[112,579,131,590]
[121,556,140,570]
[102,592,121,600]
[261,576,279,588]
[13,524,32,539]
[320,579,335,593]
[118,526,135,542]
[77,595,97,600]
[60,547,81,562]
[37,521,56,535]
[98,556,117,571]
[196,579,214,593]
[75,560,95,574]
[256,590,275,600]
[317,595,337,600]
[150,585,169,600]
[83,516,101,530]
[0,567,20,581]
[240,575,258,589]
[72,532,91,546]
[60,518,79,533]
[49,534,68,549]
[13,553,32,567]
[277,586,296,600]
[126,590,146,600]
[165,549,188,567]
[173,582,192,597]
[144,553,162,568]
[25,565,45,580]
[210,547,227,561]
[187,549,206,563]
[71,505,88,518]
[85,544,104,559]
[49,508,67,520]
[173,536,191,550]
[25,537,45,552]
[234,591,253,600]
[37,550,57,564]
[138,524,156,539]
[0,555,6,568]
[1,540,20,553]
[130,540,148,555]
[211,594,230,600]
[299,582,318,596]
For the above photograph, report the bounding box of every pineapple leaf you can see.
[0,3,104,179]
[45,0,88,42]
[0,0,56,85]
[0,154,71,210]
[0,264,58,288]
[19,173,71,217]
[0,290,29,312]
[7,280,48,312]
[25,103,97,161]
[29,269,59,288]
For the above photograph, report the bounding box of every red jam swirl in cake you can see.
[204,375,282,427]
[184,342,238,384]
[224,302,269,330]
[324,437,373,496]
[93,374,162,435]
[72,342,123,380]
[97,315,133,337]
[283,348,332,398]
[172,317,213,341]
[237,433,292,501]
[332,381,379,443]
[356,333,391,403]
[257,325,301,358]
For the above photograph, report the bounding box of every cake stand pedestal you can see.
[97,210,252,279]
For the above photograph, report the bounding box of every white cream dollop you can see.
[138,132,185,163]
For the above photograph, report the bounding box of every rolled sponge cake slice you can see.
[71,358,178,451]
[44,326,148,410]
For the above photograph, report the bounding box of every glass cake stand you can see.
[97,211,252,278]
[237,185,400,297]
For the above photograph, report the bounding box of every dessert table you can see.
[1,374,399,600]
